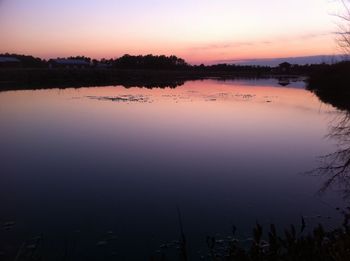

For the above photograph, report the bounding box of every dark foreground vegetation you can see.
[0,53,329,91]
[2,209,350,261]
[206,217,350,261]
[175,209,350,261]
[307,61,350,111]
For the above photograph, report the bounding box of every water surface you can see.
[0,79,345,260]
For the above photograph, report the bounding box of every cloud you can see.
[189,31,332,53]
[299,32,333,40]
[272,31,334,43]
[190,40,271,51]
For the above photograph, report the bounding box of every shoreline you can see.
[0,68,305,91]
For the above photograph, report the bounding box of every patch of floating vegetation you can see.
[216,92,230,97]
[263,95,278,103]
[235,94,256,100]
[86,91,263,105]
[204,95,218,102]
[87,95,152,103]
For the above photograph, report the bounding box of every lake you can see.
[0,78,347,260]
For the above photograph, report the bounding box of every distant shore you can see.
[0,53,322,91]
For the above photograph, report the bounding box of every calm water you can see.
[0,79,346,259]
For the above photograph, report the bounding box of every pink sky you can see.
[0,0,344,64]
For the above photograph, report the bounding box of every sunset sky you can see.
[0,0,344,64]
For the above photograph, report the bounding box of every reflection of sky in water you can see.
[0,79,345,259]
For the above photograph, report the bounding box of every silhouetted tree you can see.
[67,56,91,62]
[336,0,350,55]
[112,54,189,70]
[312,112,350,198]
[0,53,46,68]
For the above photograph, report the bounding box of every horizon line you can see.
[1,52,347,66]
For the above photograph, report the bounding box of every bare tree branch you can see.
[336,0,350,55]
[312,112,350,198]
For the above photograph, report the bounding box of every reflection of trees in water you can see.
[315,111,350,197]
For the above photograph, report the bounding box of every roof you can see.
[0,57,21,63]
[51,59,90,65]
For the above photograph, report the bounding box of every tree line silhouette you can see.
[0,53,190,70]
[0,52,334,75]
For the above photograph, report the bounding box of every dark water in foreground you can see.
[0,79,347,260]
